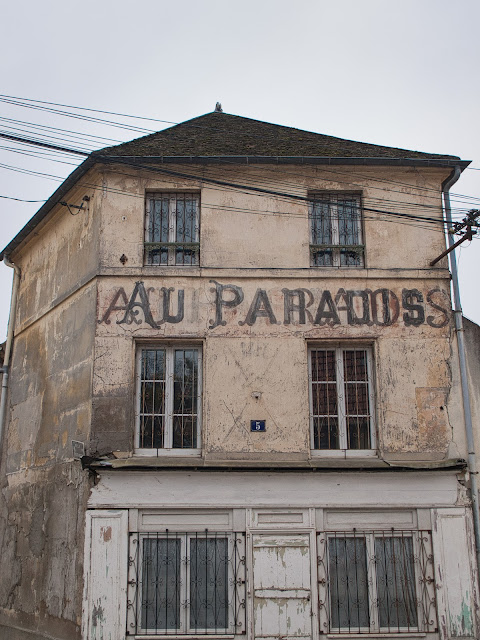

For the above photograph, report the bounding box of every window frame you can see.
[135,344,202,457]
[308,345,376,456]
[127,530,246,637]
[144,191,200,266]
[308,192,365,268]
[317,529,437,635]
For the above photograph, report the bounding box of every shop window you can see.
[127,531,246,635]
[317,529,437,634]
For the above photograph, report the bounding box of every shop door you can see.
[253,534,312,639]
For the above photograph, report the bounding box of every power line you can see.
[0,94,178,126]
[2,132,471,215]
[0,116,122,144]
[0,120,477,227]
[0,152,467,230]
[1,94,477,206]
[0,194,46,202]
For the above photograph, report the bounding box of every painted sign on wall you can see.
[98,281,450,329]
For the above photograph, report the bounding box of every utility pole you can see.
[430,209,480,266]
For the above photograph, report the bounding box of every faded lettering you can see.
[241,289,277,326]
[209,280,244,329]
[98,282,451,330]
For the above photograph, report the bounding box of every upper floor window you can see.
[136,345,201,454]
[309,193,364,267]
[145,192,200,266]
[309,346,375,451]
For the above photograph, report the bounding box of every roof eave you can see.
[0,156,95,260]
[99,154,470,168]
[0,154,470,261]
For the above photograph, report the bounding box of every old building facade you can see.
[0,112,478,640]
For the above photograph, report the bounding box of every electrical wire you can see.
[0,194,46,202]
[0,152,468,229]
[0,159,464,237]
[1,93,478,209]
[0,100,478,231]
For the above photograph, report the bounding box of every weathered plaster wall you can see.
[97,164,451,272]
[0,464,91,640]
[464,317,480,473]
[0,161,470,639]
[11,173,101,333]
[6,284,96,471]
[93,275,461,461]
[0,204,98,637]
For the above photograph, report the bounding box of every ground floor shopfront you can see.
[82,470,479,640]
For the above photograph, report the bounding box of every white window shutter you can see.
[82,510,129,640]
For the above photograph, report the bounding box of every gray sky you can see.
[1,0,479,338]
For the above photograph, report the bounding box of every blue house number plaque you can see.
[251,420,266,432]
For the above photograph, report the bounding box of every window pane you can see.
[140,349,166,449]
[345,384,368,415]
[346,417,371,449]
[311,350,336,382]
[375,536,418,630]
[310,200,332,245]
[146,196,170,265]
[313,416,339,449]
[142,349,166,381]
[312,249,333,266]
[328,536,369,631]
[139,415,164,449]
[142,538,181,631]
[173,349,198,449]
[338,199,360,246]
[175,195,199,266]
[343,350,368,381]
[173,415,196,449]
[190,537,229,630]
[312,383,338,416]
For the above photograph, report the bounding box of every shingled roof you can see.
[1,111,468,260]
[96,111,459,161]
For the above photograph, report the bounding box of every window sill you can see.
[326,634,426,639]
[134,449,202,457]
[311,450,377,459]
[133,635,235,639]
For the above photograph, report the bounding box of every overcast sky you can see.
[1,0,479,338]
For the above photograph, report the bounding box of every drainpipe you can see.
[0,255,21,450]
[442,166,480,578]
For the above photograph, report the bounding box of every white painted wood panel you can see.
[252,534,312,639]
[82,510,128,640]
[433,508,479,640]
[88,470,459,509]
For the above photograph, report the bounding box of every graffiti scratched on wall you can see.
[98,281,450,330]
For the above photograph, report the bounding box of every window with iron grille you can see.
[145,192,200,266]
[309,347,375,451]
[127,531,246,636]
[136,346,201,453]
[317,530,437,634]
[309,193,364,267]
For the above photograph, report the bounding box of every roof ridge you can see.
[95,111,460,161]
